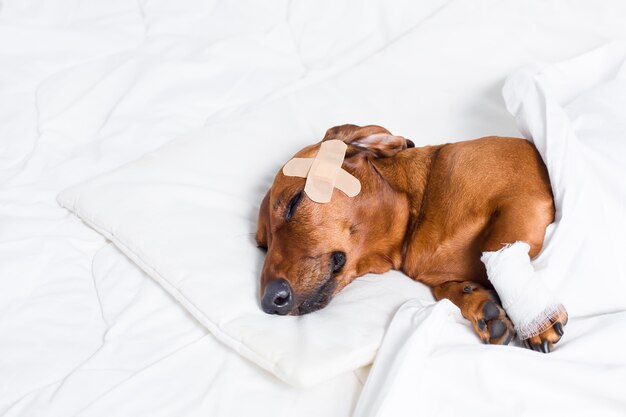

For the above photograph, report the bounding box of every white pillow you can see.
[58,126,433,387]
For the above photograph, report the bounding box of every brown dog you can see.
[256,124,568,352]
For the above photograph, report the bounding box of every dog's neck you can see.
[370,145,439,216]
[368,145,441,260]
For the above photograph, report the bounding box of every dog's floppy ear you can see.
[255,190,270,250]
[322,124,414,158]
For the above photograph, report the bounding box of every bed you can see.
[1,1,625,416]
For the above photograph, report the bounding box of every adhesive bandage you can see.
[481,241,566,339]
[282,140,361,203]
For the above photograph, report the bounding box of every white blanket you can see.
[356,300,626,417]
[355,43,626,417]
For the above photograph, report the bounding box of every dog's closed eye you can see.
[284,190,303,222]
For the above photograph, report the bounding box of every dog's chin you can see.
[291,276,337,316]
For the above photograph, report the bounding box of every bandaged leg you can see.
[481,241,566,340]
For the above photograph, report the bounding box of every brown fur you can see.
[256,124,567,351]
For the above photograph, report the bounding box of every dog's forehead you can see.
[271,175,302,198]
[270,143,319,193]
[269,169,304,208]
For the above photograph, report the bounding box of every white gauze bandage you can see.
[481,241,566,339]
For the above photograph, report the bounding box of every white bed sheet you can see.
[1,243,361,417]
[2,0,626,415]
[355,300,626,417]
[0,1,367,415]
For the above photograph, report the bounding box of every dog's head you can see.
[256,124,414,315]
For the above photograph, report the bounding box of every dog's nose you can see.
[261,278,293,315]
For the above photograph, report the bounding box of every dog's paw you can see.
[433,281,515,345]
[471,298,515,345]
[523,308,568,353]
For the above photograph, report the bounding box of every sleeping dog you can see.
[255,124,568,352]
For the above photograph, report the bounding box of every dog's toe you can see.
[554,322,564,336]
[522,308,568,353]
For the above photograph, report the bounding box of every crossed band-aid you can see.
[282,140,361,203]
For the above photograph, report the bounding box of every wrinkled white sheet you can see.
[505,42,626,317]
[3,244,361,417]
[355,43,626,417]
[2,0,626,415]
[355,300,626,417]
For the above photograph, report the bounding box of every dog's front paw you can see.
[471,298,516,345]
[523,308,568,353]
[433,281,515,345]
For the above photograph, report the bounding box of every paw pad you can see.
[483,301,500,320]
[489,319,506,338]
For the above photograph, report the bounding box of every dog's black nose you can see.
[261,278,293,315]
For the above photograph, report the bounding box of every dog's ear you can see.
[322,124,414,158]
[255,190,270,250]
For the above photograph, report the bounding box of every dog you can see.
[255,124,568,352]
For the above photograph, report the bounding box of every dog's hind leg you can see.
[432,281,515,345]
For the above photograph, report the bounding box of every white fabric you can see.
[355,300,626,417]
[12,243,361,417]
[482,241,564,339]
[504,42,626,318]
[3,0,626,415]
[355,43,626,417]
